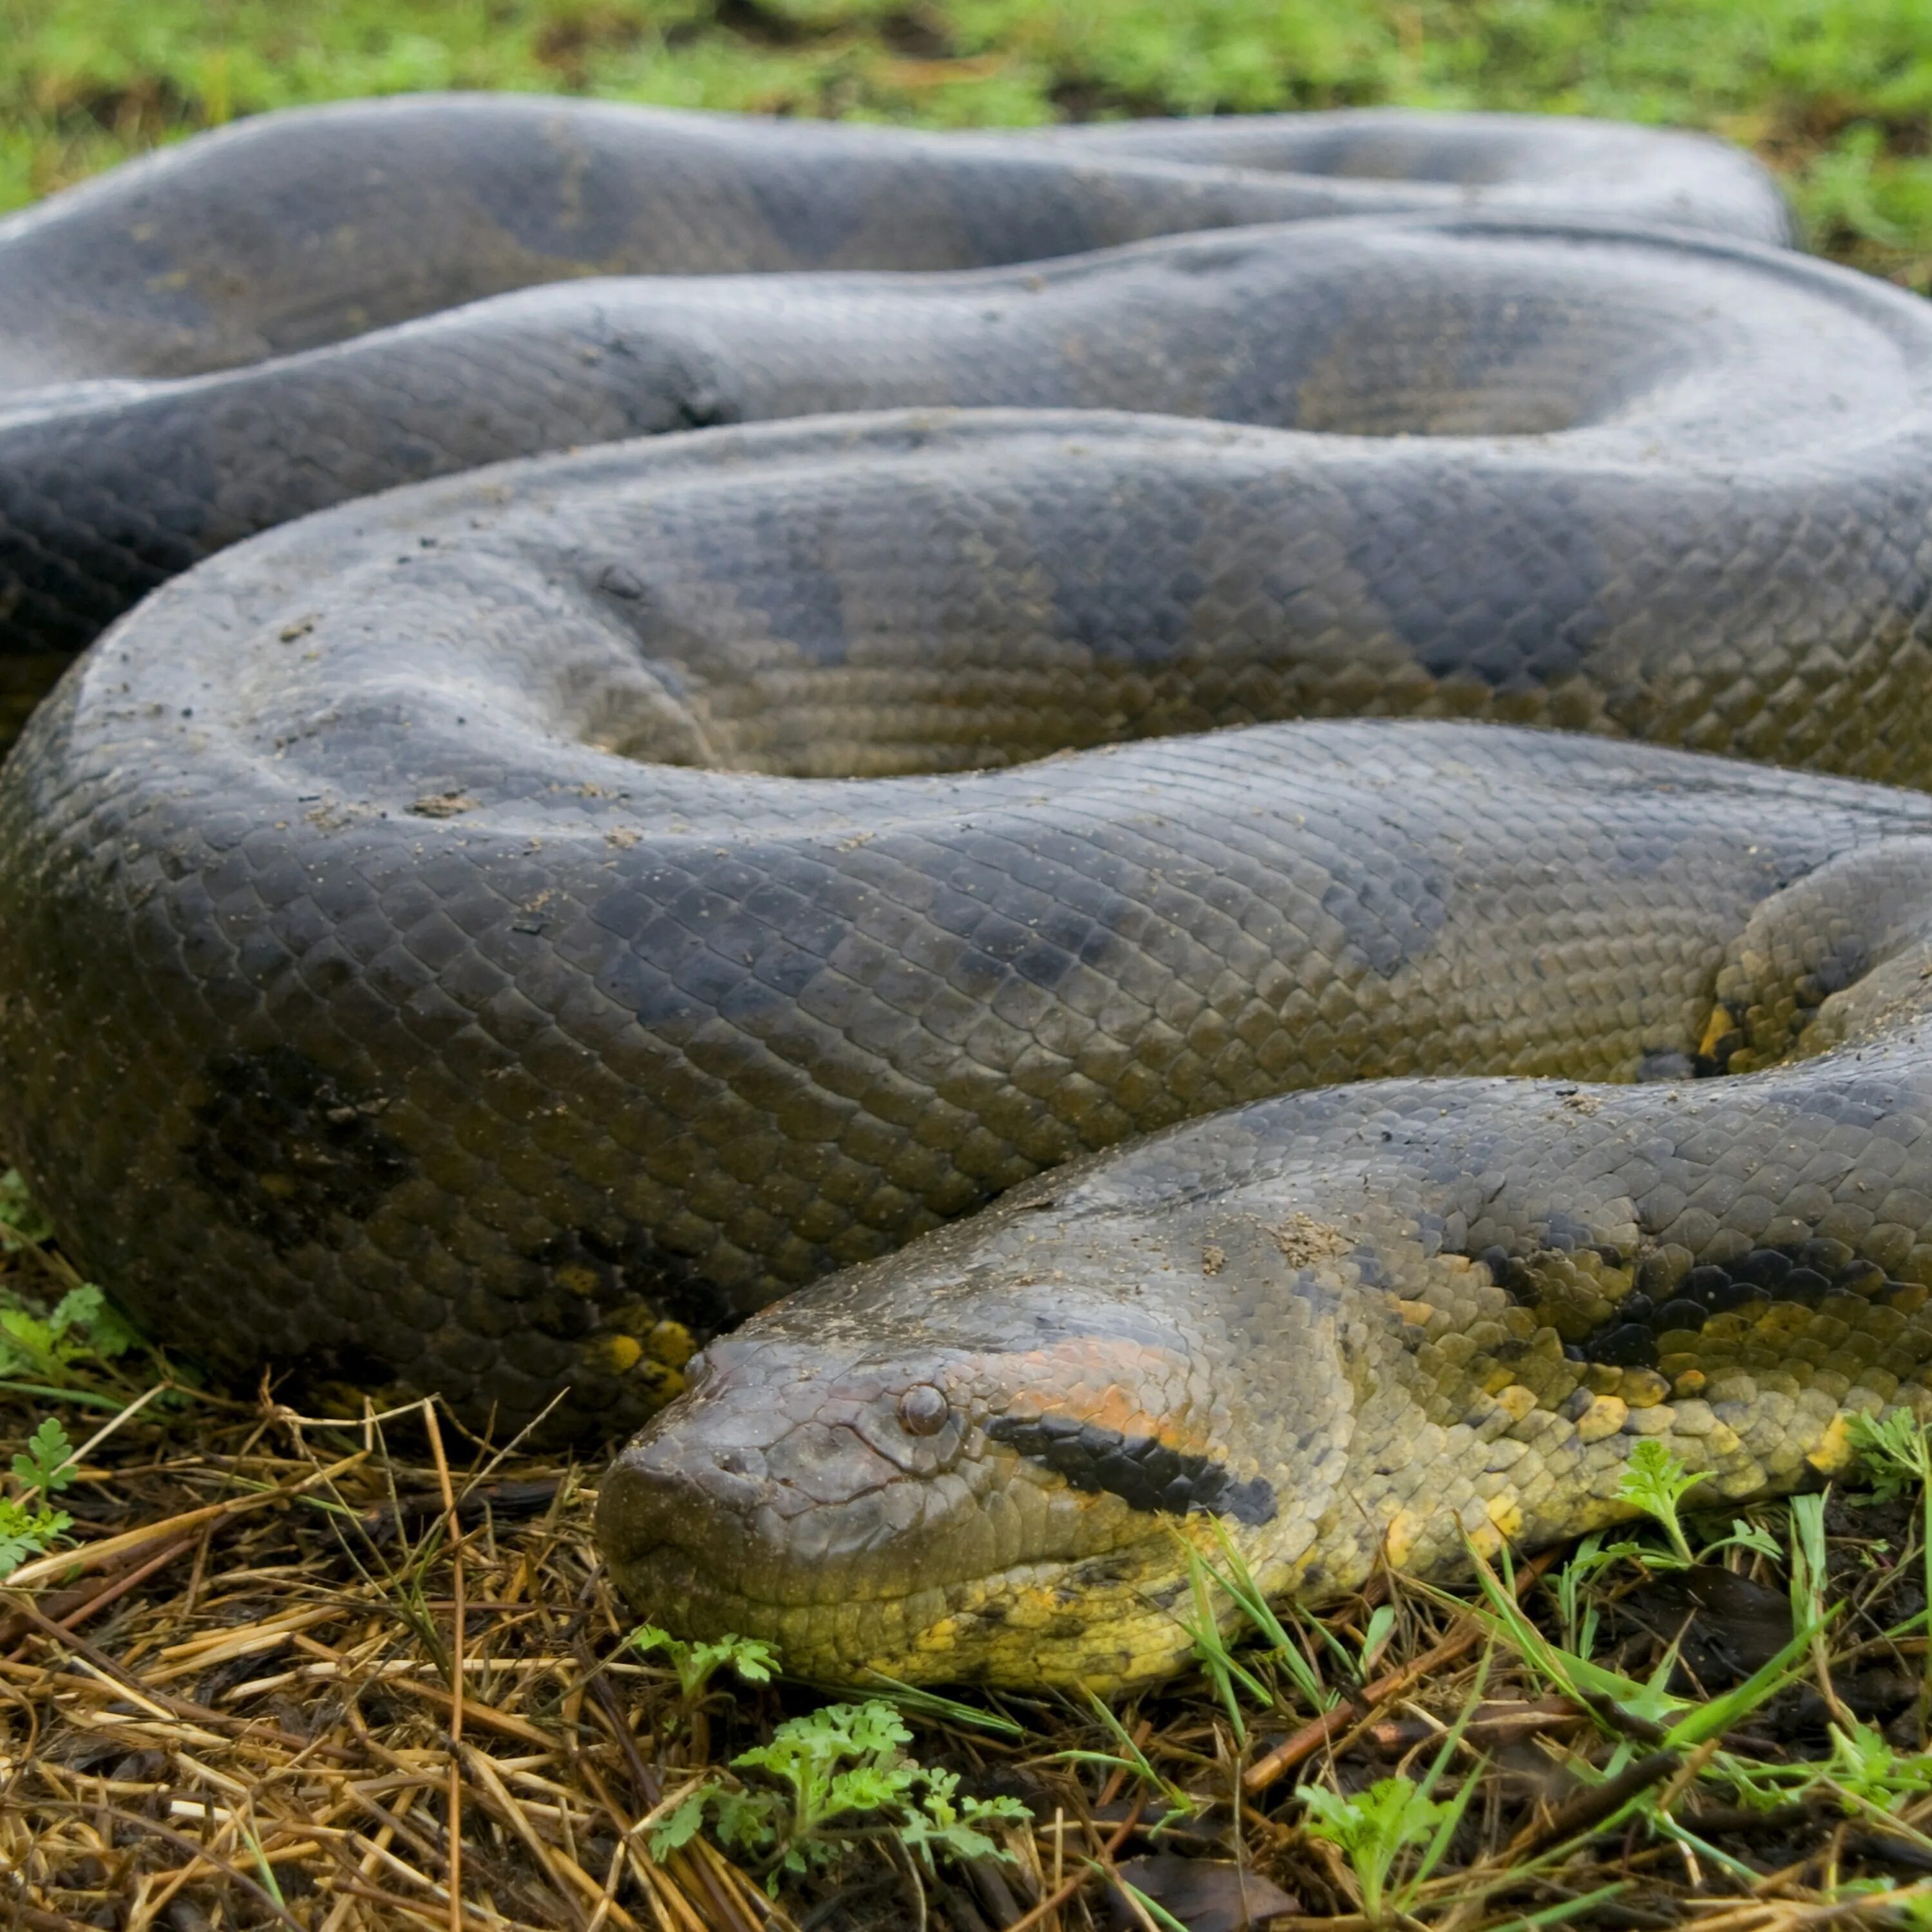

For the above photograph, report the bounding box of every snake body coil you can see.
[2,97,1929,1687]
[0,95,1788,734]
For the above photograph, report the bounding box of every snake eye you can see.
[896,1383,951,1437]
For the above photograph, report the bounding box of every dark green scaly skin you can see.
[7,100,1932,1687]
[0,327,1928,1437]
[0,96,1786,713]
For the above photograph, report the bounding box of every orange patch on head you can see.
[994,1338,1209,1457]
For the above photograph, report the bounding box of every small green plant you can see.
[1714,1516,1785,1562]
[1850,1407,1932,1667]
[1295,1654,1495,1924]
[1559,1467,1781,1660]
[652,1698,1029,1891]
[0,1282,139,1386]
[628,1622,779,1703]
[1730,1719,1932,1846]
[1823,1719,1932,1815]
[1787,1490,1832,1629]
[1357,1602,1398,1675]
[1607,1441,1781,1577]
[0,1169,52,1249]
[897,1763,1026,1872]
[0,1414,77,1577]
[1555,1530,1615,1658]
[1616,1439,1709,1565]
[1300,1765,1475,1926]
[1848,1407,1932,1502]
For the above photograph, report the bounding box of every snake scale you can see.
[3,95,1931,1687]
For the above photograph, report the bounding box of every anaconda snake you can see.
[1,97,1929,1689]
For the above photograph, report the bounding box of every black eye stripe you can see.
[987,1415,1276,1525]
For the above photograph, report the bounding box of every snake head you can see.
[595,1218,1294,1689]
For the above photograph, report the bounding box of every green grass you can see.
[1,0,1932,281]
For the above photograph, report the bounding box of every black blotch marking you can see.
[1707,938,1877,1074]
[1587,1322,1658,1368]
[1318,849,1450,980]
[1346,468,1612,690]
[1570,1238,1901,1368]
[1040,469,1207,668]
[1482,1236,1628,1311]
[524,1223,730,1344]
[988,1414,1276,1524]
[189,1047,411,1255]
[1476,1235,1907,1377]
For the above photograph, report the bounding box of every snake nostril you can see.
[897,1383,951,1437]
[715,1448,750,1475]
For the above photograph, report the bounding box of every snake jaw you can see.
[596,1332,995,1634]
[595,1298,1285,1685]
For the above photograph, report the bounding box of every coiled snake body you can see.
[2,97,1931,1687]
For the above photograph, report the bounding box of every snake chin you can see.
[594,1319,1269,1688]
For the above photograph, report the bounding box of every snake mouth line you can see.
[596,1412,1212,1604]
[600,1426,1273,1607]
[603,1525,1027,1624]
[598,1502,1208,1685]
